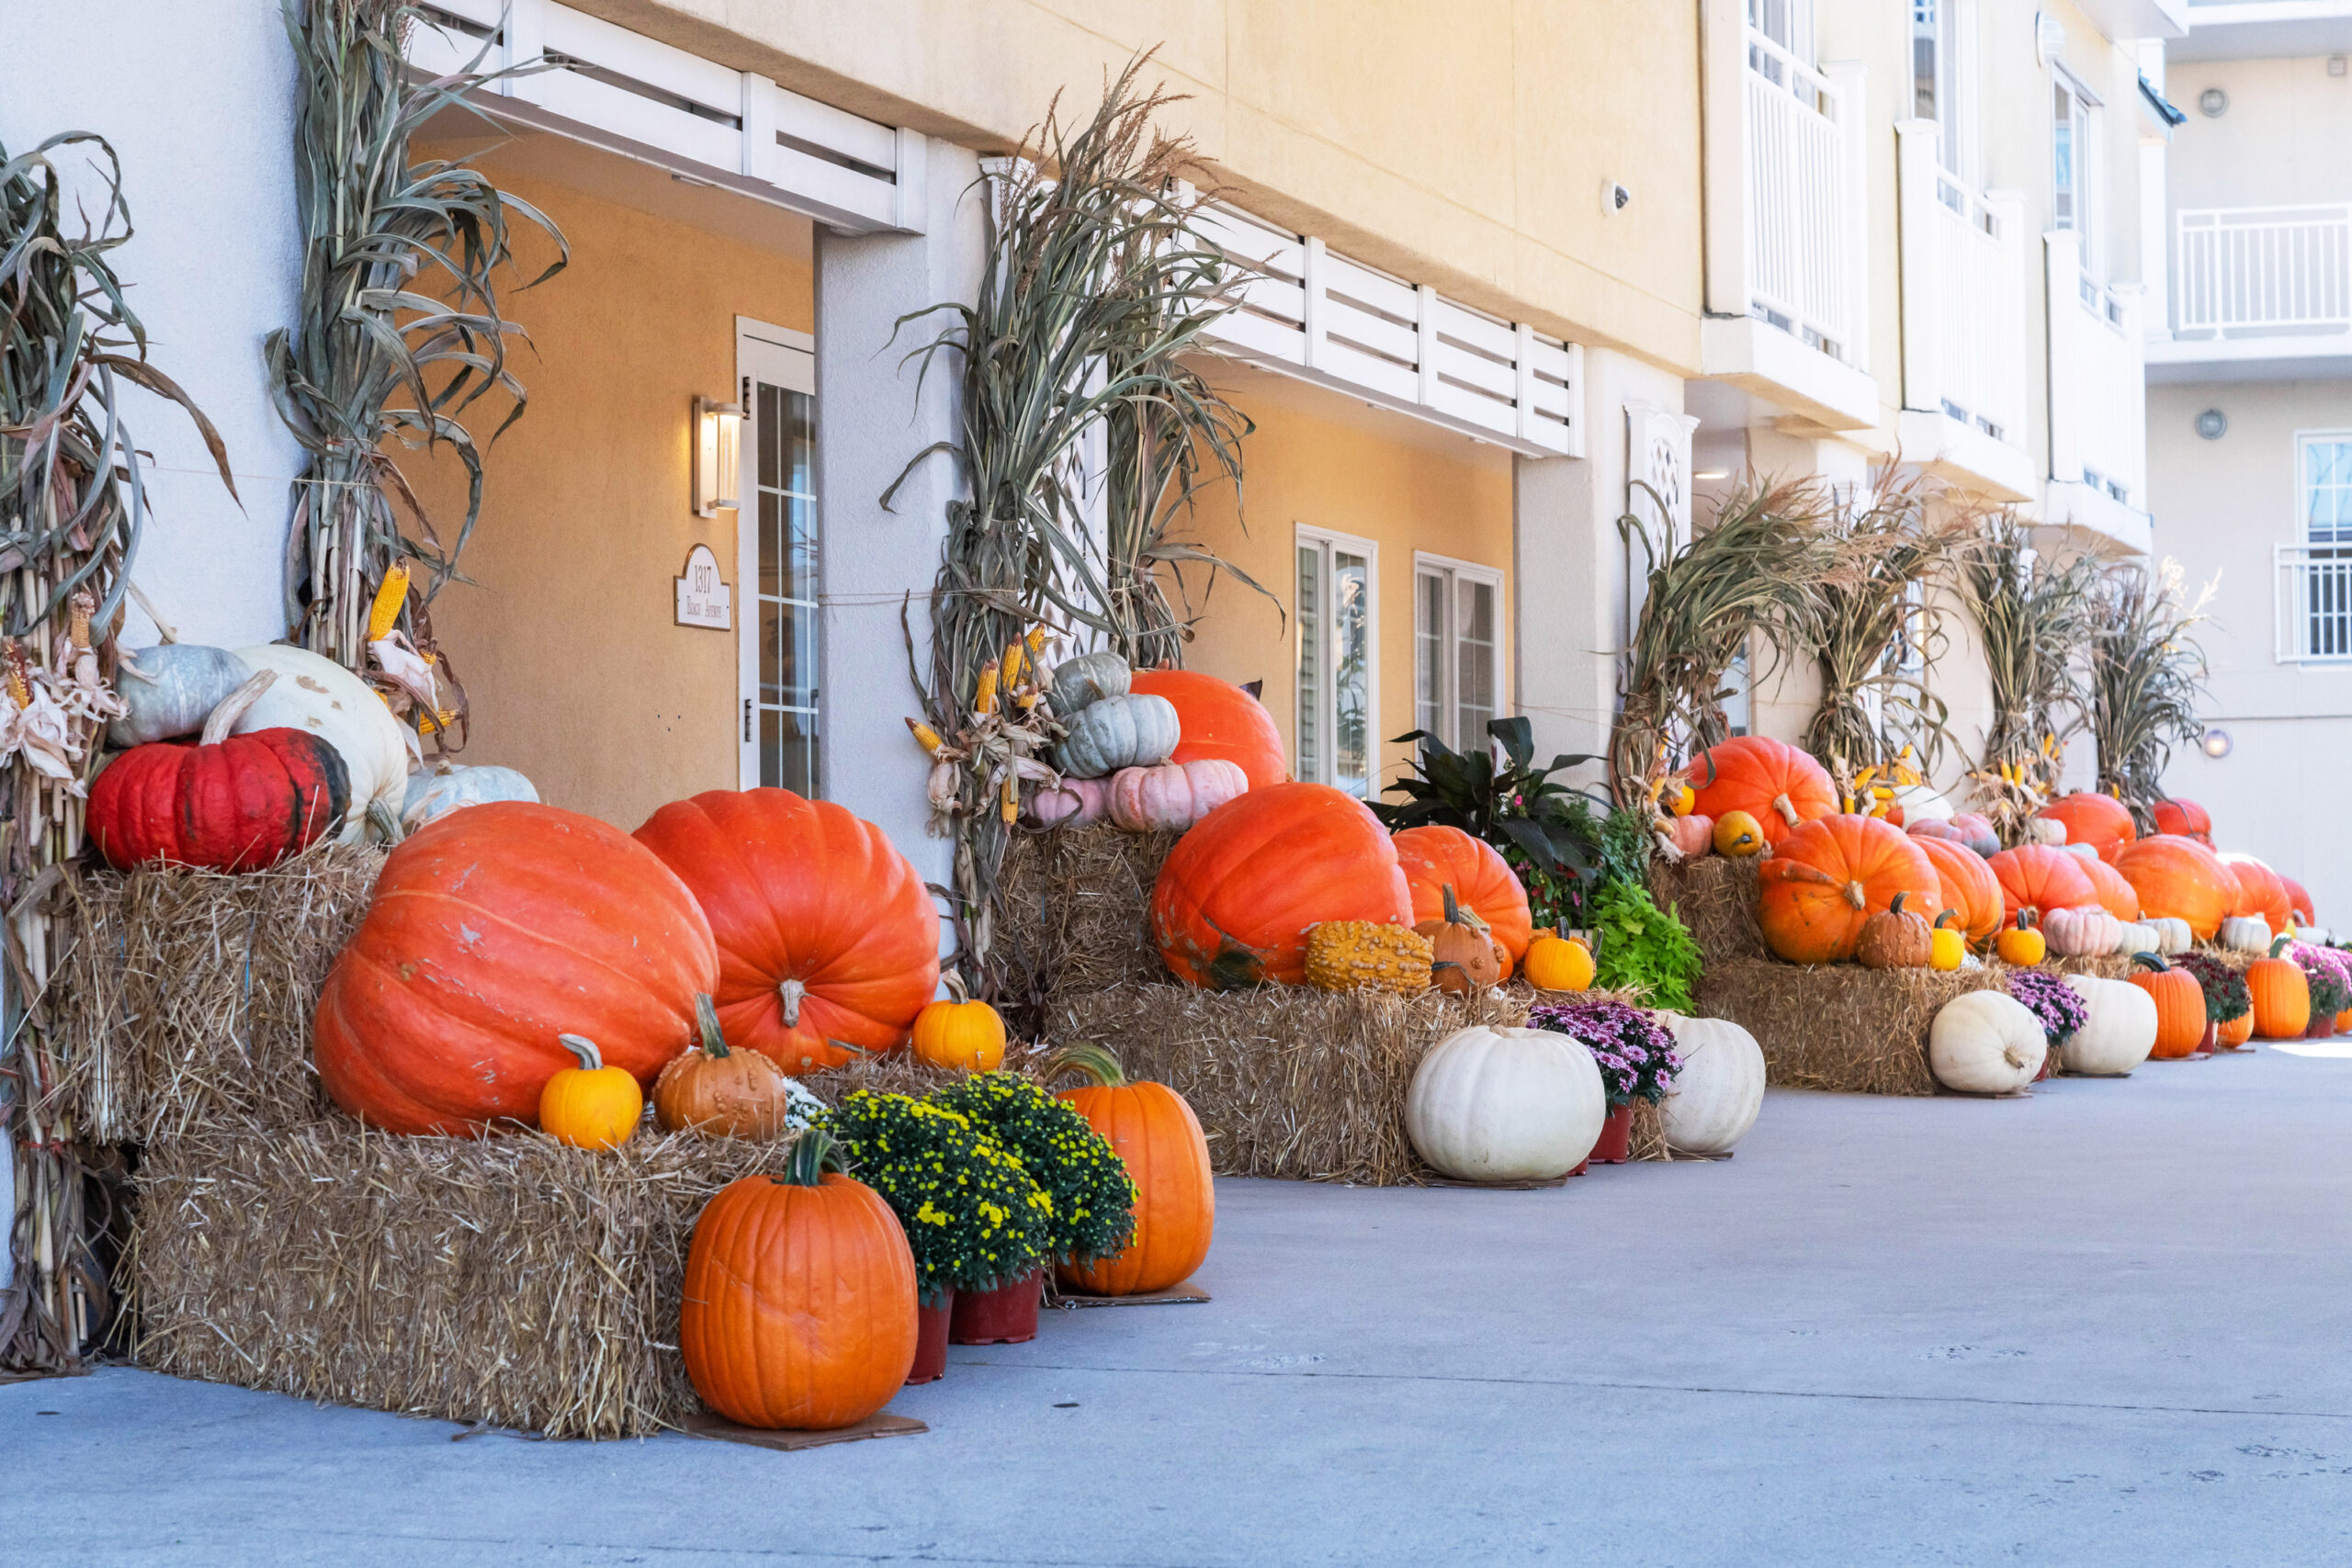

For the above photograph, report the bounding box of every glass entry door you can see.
[737,321,820,793]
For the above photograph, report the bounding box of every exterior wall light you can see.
[2196,408,2228,440]
[694,395,744,517]
[2202,727,2233,759]
[2199,87,2228,118]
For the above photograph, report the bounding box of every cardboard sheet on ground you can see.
[679,1412,927,1451]
[1050,1280,1211,1308]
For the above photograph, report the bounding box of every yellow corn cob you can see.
[1024,626,1048,657]
[67,591,93,652]
[367,564,411,641]
[906,716,945,755]
[1000,639,1027,693]
[974,660,1001,716]
[999,773,1018,823]
[2,642,28,708]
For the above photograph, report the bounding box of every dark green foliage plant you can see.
[933,1072,1136,1269]
[1373,716,1608,925]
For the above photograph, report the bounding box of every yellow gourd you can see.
[1521,924,1597,992]
[1303,921,1434,995]
[1996,909,2047,967]
[910,972,1007,1071]
[1713,810,1765,858]
[1929,909,1965,972]
[1663,781,1697,818]
[365,563,411,641]
[539,1034,643,1150]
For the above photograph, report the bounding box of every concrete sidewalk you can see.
[8,1044,2352,1566]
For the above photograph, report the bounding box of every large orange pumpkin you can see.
[1392,826,1533,976]
[1984,844,2099,931]
[2077,855,2143,924]
[1128,669,1288,790]
[2129,954,2209,1060]
[315,802,718,1136]
[2151,797,2213,847]
[1917,836,2004,944]
[1688,736,1838,847]
[2219,853,2293,936]
[2035,792,2136,862]
[2113,835,2236,941]
[2249,938,2312,1039]
[1052,1045,1214,1296]
[1151,783,1412,987]
[680,1133,918,1429]
[1757,815,1940,964]
[2283,875,2317,927]
[634,789,939,1073]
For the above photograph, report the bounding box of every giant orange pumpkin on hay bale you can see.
[1756,814,1939,964]
[1151,782,1412,987]
[2077,854,2143,924]
[2219,853,2292,936]
[1688,736,1837,847]
[2035,792,2136,862]
[1128,669,1288,790]
[315,802,718,1136]
[1392,826,1532,975]
[2151,797,2213,847]
[2283,874,2317,927]
[2113,835,2236,941]
[1917,835,2003,944]
[635,788,940,1073]
[1984,844,2098,931]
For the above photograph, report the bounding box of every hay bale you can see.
[1651,853,1765,964]
[50,843,385,1143]
[1694,957,2011,1097]
[994,825,1176,1029]
[130,1120,769,1440]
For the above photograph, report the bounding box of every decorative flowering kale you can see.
[820,1090,1053,1304]
[2171,950,2250,1026]
[1526,998,1682,1108]
[933,1072,1136,1269]
[2291,942,2352,1021]
[2006,968,2086,1044]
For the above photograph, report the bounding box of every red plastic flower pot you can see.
[2306,1012,2336,1041]
[948,1270,1042,1345]
[906,1294,952,1384]
[1588,1103,1634,1166]
[2198,1020,2219,1055]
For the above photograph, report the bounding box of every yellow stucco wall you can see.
[576,0,1704,371]
[1177,371,1514,793]
[401,149,814,829]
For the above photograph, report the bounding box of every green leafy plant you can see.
[932,1072,1136,1269]
[820,1091,1053,1304]
[1588,879,1702,1013]
[2088,559,2211,824]
[270,0,566,714]
[1371,716,1608,927]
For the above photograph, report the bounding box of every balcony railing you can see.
[1897,122,2028,451]
[2045,230,2145,514]
[2277,545,2352,663]
[2177,205,2352,337]
[1745,28,1856,361]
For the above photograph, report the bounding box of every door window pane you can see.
[1296,545,1322,785]
[1456,578,1496,743]
[1415,571,1445,739]
[1333,550,1371,796]
[754,383,820,795]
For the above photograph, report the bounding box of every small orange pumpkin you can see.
[539,1035,644,1150]
[1996,910,2046,966]
[1857,892,1933,969]
[1051,1045,1213,1297]
[1713,810,1765,857]
[2129,953,2208,1060]
[910,971,1007,1071]
[1418,884,1503,995]
[2248,934,2312,1039]
[1522,924,1596,992]
[654,995,800,1138]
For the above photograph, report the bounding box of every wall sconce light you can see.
[2201,727,2233,760]
[694,395,743,518]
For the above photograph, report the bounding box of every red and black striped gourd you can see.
[86,670,349,872]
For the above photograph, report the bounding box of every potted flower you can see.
[819,1091,1053,1383]
[2174,950,2251,1050]
[2006,969,2086,1073]
[2290,942,2351,1040]
[932,1072,1136,1344]
[1526,998,1680,1166]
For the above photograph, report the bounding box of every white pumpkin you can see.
[1046,649,1131,717]
[1406,1024,1605,1182]
[2143,916,2194,956]
[2112,921,2158,957]
[401,762,538,831]
[2042,904,2121,958]
[1105,759,1248,832]
[2220,915,2274,953]
[1054,693,1180,779]
[1028,774,1109,829]
[107,643,253,747]
[2056,842,2098,863]
[231,645,410,842]
[2057,974,2157,1077]
[1654,1013,1765,1156]
[2025,818,2068,846]
[1928,990,2048,1095]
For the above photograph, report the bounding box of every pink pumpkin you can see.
[1951,813,2000,858]
[2042,904,2121,958]
[1906,819,1966,845]
[1106,759,1250,833]
[1030,775,1110,829]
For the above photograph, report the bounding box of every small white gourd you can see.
[2111,921,2158,957]
[2057,975,2157,1077]
[1928,990,2048,1095]
[2220,915,2274,953]
[1654,1013,1765,1156]
[401,762,539,832]
[1406,1025,1605,1182]
[2026,818,2068,847]
[2143,916,2193,956]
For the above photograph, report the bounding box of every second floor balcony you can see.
[2044,230,2150,551]
[2148,203,2352,380]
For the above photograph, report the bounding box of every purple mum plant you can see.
[2006,968,2086,1045]
[2290,942,2352,1021]
[1526,998,1682,1108]
[2171,950,2250,1026]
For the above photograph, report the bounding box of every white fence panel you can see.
[2177,205,2352,335]
[1744,28,1853,357]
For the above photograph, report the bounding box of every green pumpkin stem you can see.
[556,1033,603,1072]
[776,1127,846,1187]
[2269,932,2295,959]
[694,994,730,1059]
[1041,1042,1126,1089]
[1888,892,1908,918]
[1935,908,1959,930]
[2132,952,2169,973]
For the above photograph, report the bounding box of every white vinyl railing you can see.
[1192,205,1583,458]
[2177,205,2352,336]
[2045,230,2145,513]
[1897,123,2027,450]
[1744,28,1855,360]
[2278,545,2352,662]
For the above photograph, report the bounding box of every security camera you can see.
[1602,181,1632,216]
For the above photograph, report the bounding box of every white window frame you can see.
[1295,525,1380,798]
[1913,0,1980,185]
[2300,429,2352,547]
[2286,430,2352,662]
[2052,65,2103,276]
[736,317,819,792]
[1412,551,1505,755]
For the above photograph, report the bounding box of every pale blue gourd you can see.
[1054,693,1179,778]
[1046,649,1132,717]
[401,763,541,831]
[107,644,253,748]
